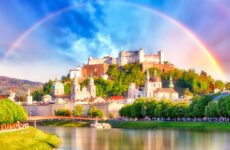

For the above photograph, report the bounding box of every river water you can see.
[38,126,230,150]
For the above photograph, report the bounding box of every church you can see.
[50,74,96,103]
[128,70,179,101]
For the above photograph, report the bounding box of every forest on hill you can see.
[31,63,230,101]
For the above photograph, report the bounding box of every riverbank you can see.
[41,120,91,127]
[0,126,61,150]
[111,121,230,131]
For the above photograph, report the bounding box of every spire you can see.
[169,76,174,88]
[146,69,150,81]
[73,74,78,84]
[89,73,94,84]
[27,89,31,96]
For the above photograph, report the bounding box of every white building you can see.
[26,89,33,105]
[42,95,52,103]
[128,70,179,101]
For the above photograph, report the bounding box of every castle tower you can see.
[138,48,144,63]
[88,57,93,64]
[169,76,174,88]
[71,75,81,100]
[8,87,15,101]
[158,51,164,64]
[118,51,127,66]
[87,74,96,98]
[26,89,33,105]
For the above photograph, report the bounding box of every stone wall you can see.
[83,63,110,78]
[144,55,160,63]
[23,104,68,116]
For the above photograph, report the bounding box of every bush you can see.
[73,104,84,116]
[87,106,98,118]
[55,109,72,117]
[96,109,105,119]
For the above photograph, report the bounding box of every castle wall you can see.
[88,56,117,65]
[144,55,160,63]
[83,63,110,79]
[118,51,140,66]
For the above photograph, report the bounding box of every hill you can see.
[0,76,43,96]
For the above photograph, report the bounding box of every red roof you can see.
[110,96,123,100]
[11,87,15,93]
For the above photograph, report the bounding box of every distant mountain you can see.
[0,76,43,96]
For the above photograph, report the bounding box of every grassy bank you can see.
[112,121,230,131]
[41,121,91,127]
[0,126,61,150]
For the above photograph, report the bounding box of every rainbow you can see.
[3,1,226,80]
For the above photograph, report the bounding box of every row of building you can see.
[1,49,181,118]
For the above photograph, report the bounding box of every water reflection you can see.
[38,126,230,150]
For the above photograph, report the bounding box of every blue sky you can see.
[0,0,230,82]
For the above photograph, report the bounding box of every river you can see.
[38,126,230,150]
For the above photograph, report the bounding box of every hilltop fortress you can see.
[88,48,164,66]
[69,48,174,81]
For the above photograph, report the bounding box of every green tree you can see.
[226,83,230,90]
[217,97,229,118]
[32,90,44,101]
[96,109,105,119]
[193,95,212,120]
[0,99,28,124]
[215,80,225,91]
[88,106,98,118]
[64,82,72,94]
[73,104,84,116]
[43,80,54,95]
[205,101,219,118]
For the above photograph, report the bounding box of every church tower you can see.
[26,89,33,105]
[144,69,151,97]
[87,74,96,98]
[71,75,81,100]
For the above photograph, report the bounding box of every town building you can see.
[128,70,179,101]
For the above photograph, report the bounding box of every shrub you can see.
[55,109,72,117]
[73,104,84,116]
